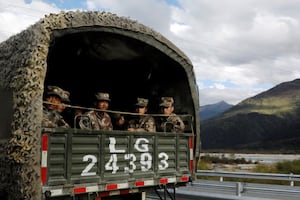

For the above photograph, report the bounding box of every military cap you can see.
[95,92,111,102]
[61,91,70,102]
[159,97,174,107]
[46,85,70,102]
[135,98,149,107]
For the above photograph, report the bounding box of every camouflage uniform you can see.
[128,115,156,132]
[79,111,113,130]
[79,92,113,130]
[159,114,185,133]
[42,85,70,128]
[42,107,70,128]
[128,98,156,132]
[158,97,185,133]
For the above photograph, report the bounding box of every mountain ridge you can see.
[201,78,300,153]
[200,100,233,120]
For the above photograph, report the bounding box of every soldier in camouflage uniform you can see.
[157,97,185,133]
[127,98,156,132]
[79,92,113,130]
[42,85,70,128]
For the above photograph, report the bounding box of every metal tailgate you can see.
[41,128,193,197]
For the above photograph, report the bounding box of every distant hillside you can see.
[201,78,300,153]
[200,101,233,120]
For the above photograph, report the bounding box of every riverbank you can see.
[200,153,300,172]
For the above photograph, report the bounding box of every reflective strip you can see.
[41,134,48,185]
[168,177,176,183]
[86,186,99,192]
[135,181,145,187]
[190,160,194,172]
[73,187,86,194]
[73,185,99,194]
[189,137,194,172]
[106,184,118,190]
[159,178,168,184]
[50,189,63,196]
[189,137,193,149]
[41,151,47,167]
[144,179,155,186]
[190,149,194,160]
[160,177,176,184]
[42,134,48,150]
[118,182,129,189]
[41,167,47,185]
[106,182,129,191]
[181,176,189,182]
[135,179,154,187]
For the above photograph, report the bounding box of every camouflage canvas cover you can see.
[0,11,200,200]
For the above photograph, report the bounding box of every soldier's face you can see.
[46,96,65,113]
[136,107,147,115]
[97,101,109,110]
[57,103,66,113]
[162,106,174,115]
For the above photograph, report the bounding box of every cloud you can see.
[1,0,300,106]
[86,0,173,34]
[0,0,59,40]
[168,0,300,105]
[199,87,262,106]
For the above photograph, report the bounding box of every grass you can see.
[223,96,300,118]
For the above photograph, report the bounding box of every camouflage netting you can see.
[0,11,199,199]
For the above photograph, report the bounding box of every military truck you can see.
[0,11,200,200]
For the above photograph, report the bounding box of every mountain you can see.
[201,78,300,153]
[200,101,233,120]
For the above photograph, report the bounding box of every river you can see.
[201,153,300,164]
[200,153,300,171]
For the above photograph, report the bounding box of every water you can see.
[200,153,300,164]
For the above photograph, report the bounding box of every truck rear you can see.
[41,128,193,199]
[0,11,200,200]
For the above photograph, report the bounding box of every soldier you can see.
[73,107,84,129]
[157,97,185,133]
[111,113,127,130]
[42,85,70,128]
[127,98,156,132]
[79,92,113,130]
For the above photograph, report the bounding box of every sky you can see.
[1,0,300,106]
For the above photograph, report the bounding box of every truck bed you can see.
[41,128,193,198]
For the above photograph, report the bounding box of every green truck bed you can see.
[41,128,193,198]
